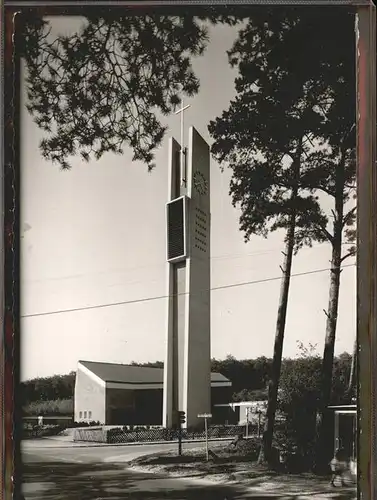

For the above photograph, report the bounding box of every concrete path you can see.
[22,435,234,449]
[21,439,211,463]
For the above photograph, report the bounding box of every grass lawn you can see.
[127,438,357,498]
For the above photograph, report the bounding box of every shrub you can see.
[224,436,261,459]
[70,420,101,428]
[23,424,63,439]
[276,351,323,469]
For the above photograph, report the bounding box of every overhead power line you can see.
[22,241,346,285]
[21,263,355,320]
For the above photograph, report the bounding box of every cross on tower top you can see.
[175,99,191,187]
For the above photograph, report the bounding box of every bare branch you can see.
[340,250,356,263]
[342,206,357,228]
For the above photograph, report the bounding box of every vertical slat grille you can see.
[194,207,208,253]
[167,198,185,260]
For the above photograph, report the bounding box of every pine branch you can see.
[342,206,357,228]
[340,250,356,263]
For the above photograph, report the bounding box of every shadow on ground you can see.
[22,458,357,500]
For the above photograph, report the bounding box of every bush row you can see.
[22,424,63,439]
[73,424,247,444]
[23,398,73,416]
[23,419,101,428]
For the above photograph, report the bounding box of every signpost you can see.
[245,407,250,438]
[257,409,262,438]
[198,413,212,461]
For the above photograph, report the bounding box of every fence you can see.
[74,424,256,444]
[74,427,108,443]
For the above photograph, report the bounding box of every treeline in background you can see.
[21,348,352,417]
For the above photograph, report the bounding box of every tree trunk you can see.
[321,231,342,399]
[316,154,345,468]
[258,211,296,465]
[316,236,342,464]
[345,338,357,401]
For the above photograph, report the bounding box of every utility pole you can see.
[245,407,250,438]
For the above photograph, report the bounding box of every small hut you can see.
[328,403,357,476]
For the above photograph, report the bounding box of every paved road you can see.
[21,440,357,500]
[22,441,247,500]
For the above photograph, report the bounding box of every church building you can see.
[74,360,232,426]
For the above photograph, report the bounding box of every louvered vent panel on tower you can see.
[194,207,208,253]
[167,197,187,262]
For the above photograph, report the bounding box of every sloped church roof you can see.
[79,360,231,386]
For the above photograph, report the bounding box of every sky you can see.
[20,17,356,381]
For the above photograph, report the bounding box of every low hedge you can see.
[23,424,63,439]
[73,424,246,444]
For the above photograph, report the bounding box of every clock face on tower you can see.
[193,171,208,196]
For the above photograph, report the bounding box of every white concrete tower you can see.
[162,116,211,429]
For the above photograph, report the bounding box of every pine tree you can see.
[209,7,355,465]
[21,13,210,170]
